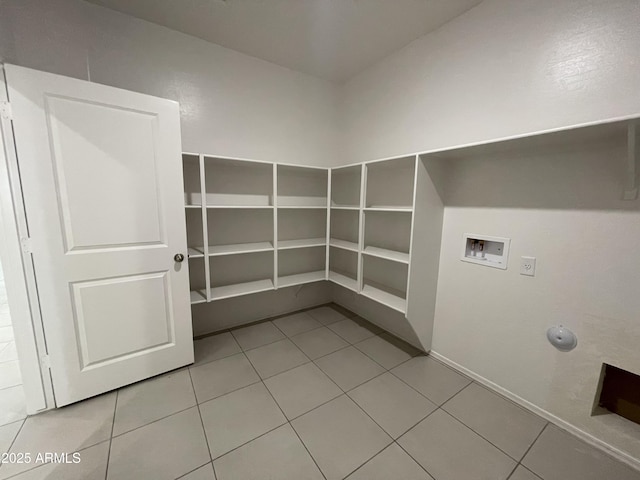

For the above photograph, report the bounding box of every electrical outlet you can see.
[520,256,536,276]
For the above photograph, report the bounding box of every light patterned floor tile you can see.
[349,372,437,438]
[264,363,342,420]
[113,369,196,436]
[523,424,640,480]
[1,392,116,479]
[199,383,286,459]
[290,327,348,360]
[443,382,546,460]
[107,408,209,480]
[315,346,385,391]
[327,318,381,344]
[244,339,309,379]
[230,322,285,350]
[355,333,419,369]
[346,443,434,480]
[189,353,260,403]
[6,441,109,480]
[214,424,323,480]
[306,306,350,325]
[194,332,241,366]
[292,395,392,480]
[391,356,470,405]
[398,409,516,480]
[272,312,322,337]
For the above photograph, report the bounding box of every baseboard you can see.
[429,351,640,473]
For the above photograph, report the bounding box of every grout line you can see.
[209,422,285,463]
[174,461,211,479]
[238,351,328,480]
[511,422,549,476]
[302,341,352,362]
[0,419,26,475]
[186,367,214,472]
[246,357,313,381]
[195,375,263,406]
[439,407,526,463]
[340,440,393,480]
[393,436,440,480]
[103,390,118,480]
[508,464,544,480]
[110,404,199,440]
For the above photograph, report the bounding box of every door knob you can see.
[174,253,185,263]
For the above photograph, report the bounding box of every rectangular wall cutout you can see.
[460,234,510,270]
[596,363,640,426]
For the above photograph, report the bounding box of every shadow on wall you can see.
[422,124,640,212]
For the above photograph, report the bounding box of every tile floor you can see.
[0,304,639,479]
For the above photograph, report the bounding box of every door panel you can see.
[6,64,193,406]
[71,272,173,368]
[46,96,164,250]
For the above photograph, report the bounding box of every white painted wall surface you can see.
[0,0,340,166]
[341,0,640,163]
[340,0,640,464]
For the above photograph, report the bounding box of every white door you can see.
[5,64,194,406]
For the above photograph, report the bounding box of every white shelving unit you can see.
[278,246,326,287]
[330,165,361,208]
[325,156,418,314]
[204,156,273,207]
[361,254,408,313]
[182,152,431,317]
[328,247,359,293]
[278,238,326,250]
[183,155,332,303]
[277,165,328,207]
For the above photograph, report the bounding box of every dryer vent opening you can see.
[597,364,640,425]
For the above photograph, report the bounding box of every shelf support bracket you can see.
[624,122,639,200]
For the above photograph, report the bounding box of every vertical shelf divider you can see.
[404,155,419,314]
[273,163,279,289]
[199,154,211,302]
[357,163,367,293]
[325,169,331,280]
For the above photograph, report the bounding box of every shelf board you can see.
[206,205,273,209]
[328,271,358,292]
[362,246,410,264]
[361,284,406,314]
[278,196,327,208]
[364,206,413,212]
[278,238,326,250]
[190,290,207,304]
[278,271,326,288]
[210,279,275,301]
[185,204,202,209]
[208,242,274,256]
[188,247,205,258]
[277,205,327,210]
[329,238,358,252]
[330,205,359,210]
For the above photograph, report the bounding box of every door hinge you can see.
[41,355,51,370]
[0,101,12,121]
[21,237,32,254]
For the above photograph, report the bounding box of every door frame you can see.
[0,64,55,414]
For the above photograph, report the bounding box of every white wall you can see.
[341,0,640,162]
[340,0,640,464]
[0,0,341,166]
